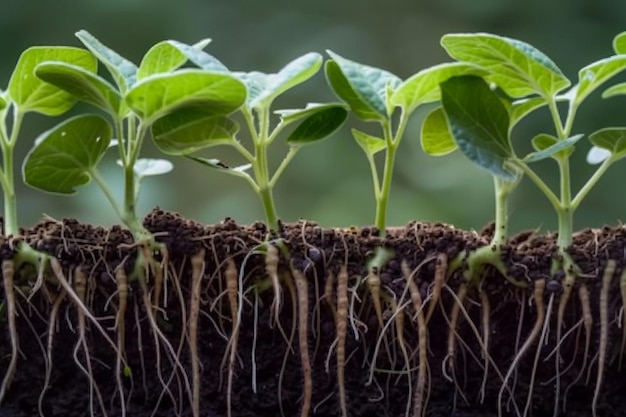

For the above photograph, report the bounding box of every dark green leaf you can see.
[614,32,626,54]
[325,51,401,120]
[574,56,626,105]
[524,133,583,162]
[75,30,138,93]
[352,129,386,155]
[152,108,239,154]
[420,107,457,156]
[23,114,111,193]
[589,127,626,159]
[8,47,96,115]
[125,69,246,123]
[441,75,515,179]
[391,62,487,112]
[441,33,570,98]
[35,62,121,116]
[285,104,347,145]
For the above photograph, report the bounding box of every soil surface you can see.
[1,208,625,417]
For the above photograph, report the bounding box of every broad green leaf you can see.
[75,30,138,93]
[589,127,626,160]
[250,53,323,108]
[152,108,239,154]
[325,51,401,120]
[441,33,570,98]
[524,133,583,162]
[352,129,386,155]
[116,158,173,177]
[573,56,626,105]
[441,75,515,180]
[23,114,111,194]
[234,72,268,106]
[285,104,348,146]
[510,97,547,129]
[186,156,252,174]
[35,62,121,116]
[602,82,626,99]
[614,32,626,54]
[8,47,96,115]
[125,69,246,123]
[168,40,229,73]
[391,62,487,113]
[420,107,457,156]
[137,39,212,80]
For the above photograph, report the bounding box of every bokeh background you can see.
[2,0,626,235]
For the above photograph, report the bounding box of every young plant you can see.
[23,30,247,243]
[150,47,348,230]
[324,51,485,230]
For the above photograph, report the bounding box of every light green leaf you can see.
[234,72,268,106]
[602,82,626,99]
[0,94,6,110]
[137,40,211,80]
[8,47,96,115]
[352,129,386,155]
[510,96,547,129]
[574,56,626,105]
[35,61,121,116]
[23,114,111,194]
[588,127,626,161]
[391,62,487,113]
[420,107,457,156]
[441,33,570,98]
[168,40,229,73]
[186,156,252,174]
[325,51,401,120]
[285,104,347,146]
[441,75,515,179]
[75,30,138,93]
[614,32,626,54]
[524,133,583,162]
[250,52,323,108]
[125,69,246,123]
[116,158,173,177]
[152,108,239,155]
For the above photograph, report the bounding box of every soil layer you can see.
[1,208,625,417]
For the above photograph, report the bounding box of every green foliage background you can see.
[2,0,626,234]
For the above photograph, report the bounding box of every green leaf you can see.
[250,52,323,109]
[75,30,138,93]
[23,114,111,194]
[588,127,626,161]
[573,56,626,105]
[186,155,252,174]
[524,133,583,162]
[441,75,515,179]
[125,69,246,123]
[284,104,348,146]
[420,107,457,156]
[602,82,626,99]
[614,32,626,54]
[137,40,212,80]
[168,40,229,73]
[441,33,570,98]
[0,94,6,111]
[8,47,96,115]
[325,51,401,120]
[117,158,173,177]
[391,62,487,113]
[352,129,386,155]
[152,108,239,155]
[509,97,547,129]
[35,61,121,116]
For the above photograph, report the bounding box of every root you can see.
[265,243,283,327]
[223,257,239,417]
[564,283,592,411]
[443,283,469,408]
[425,253,447,324]
[188,250,205,417]
[277,271,297,417]
[336,265,349,417]
[113,265,129,417]
[292,264,312,417]
[388,295,412,417]
[498,278,546,417]
[619,268,626,370]
[478,288,490,403]
[0,259,17,404]
[553,268,576,416]
[592,259,616,417]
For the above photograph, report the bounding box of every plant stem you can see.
[571,156,614,210]
[252,108,279,229]
[556,156,573,249]
[492,177,510,247]
[1,108,23,236]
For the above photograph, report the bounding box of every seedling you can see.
[150,47,348,230]
[325,51,485,230]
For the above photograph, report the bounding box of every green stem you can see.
[1,108,24,236]
[512,160,561,210]
[492,177,510,247]
[571,156,614,211]
[252,108,279,229]
[556,156,573,249]
[90,168,125,223]
[269,147,299,188]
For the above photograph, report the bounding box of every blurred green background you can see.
[2,0,626,234]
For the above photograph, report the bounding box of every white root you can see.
[553,268,576,416]
[188,250,205,417]
[425,253,447,324]
[478,289,490,403]
[336,265,349,417]
[388,295,412,417]
[0,259,17,404]
[224,257,239,417]
[292,265,312,417]
[592,259,616,417]
[443,283,469,408]
[278,272,297,417]
[498,279,546,417]
[265,244,283,327]
[113,266,129,417]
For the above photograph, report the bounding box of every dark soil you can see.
[1,208,625,417]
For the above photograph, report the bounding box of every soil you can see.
[1,208,625,417]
